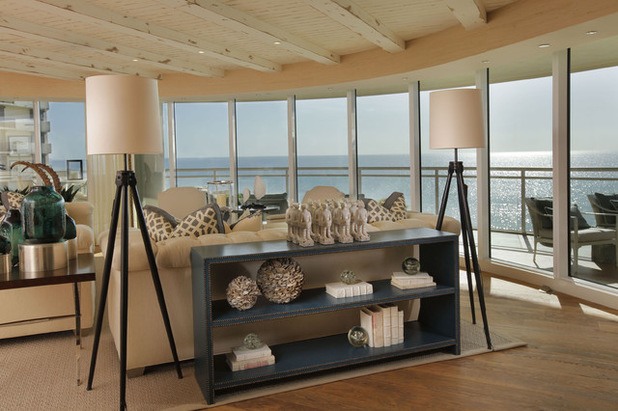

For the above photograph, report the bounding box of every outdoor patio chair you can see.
[587,193,618,228]
[524,197,617,272]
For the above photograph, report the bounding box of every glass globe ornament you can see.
[339,269,358,285]
[402,257,421,275]
[243,333,264,349]
[347,326,369,347]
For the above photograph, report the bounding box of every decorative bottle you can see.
[0,209,23,265]
[21,186,66,243]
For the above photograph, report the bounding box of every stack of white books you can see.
[225,344,275,371]
[325,281,373,298]
[390,271,436,290]
[359,304,404,348]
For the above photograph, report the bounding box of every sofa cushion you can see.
[143,205,178,242]
[170,203,224,238]
[363,192,407,224]
[364,198,394,223]
[383,192,407,221]
[230,211,262,232]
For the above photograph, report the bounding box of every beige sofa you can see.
[0,201,95,339]
[100,207,460,374]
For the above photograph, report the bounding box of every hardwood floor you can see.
[210,274,618,410]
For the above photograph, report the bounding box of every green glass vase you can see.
[0,209,23,265]
[21,186,66,243]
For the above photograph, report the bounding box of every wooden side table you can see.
[0,253,96,385]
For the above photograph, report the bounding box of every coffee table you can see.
[0,253,96,385]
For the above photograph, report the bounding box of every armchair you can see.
[525,197,617,272]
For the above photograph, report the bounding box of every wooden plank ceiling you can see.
[0,0,517,80]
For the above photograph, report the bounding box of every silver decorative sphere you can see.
[402,257,421,275]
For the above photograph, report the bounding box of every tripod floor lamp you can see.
[429,88,492,349]
[85,75,182,410]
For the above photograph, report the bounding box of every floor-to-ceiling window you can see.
[173,102,229,187]
[296,96,348,201]
[571,48,618,288]
[357,92,410,203]
[489,73,553,272]
[236,100,288,202]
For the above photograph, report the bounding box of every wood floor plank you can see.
[207,275,618,410]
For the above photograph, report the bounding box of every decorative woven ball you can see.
[226,276,261,311]
[256,257,304,304]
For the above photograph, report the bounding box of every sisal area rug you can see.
[0,322,524,410]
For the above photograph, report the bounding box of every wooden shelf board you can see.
[212,279,454,327]
[212,321,456,390]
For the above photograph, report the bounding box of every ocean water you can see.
[173,150,617,232]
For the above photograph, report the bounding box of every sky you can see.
[43,66,618,162]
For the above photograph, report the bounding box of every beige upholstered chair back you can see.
[157,187,206,218]
[302,186,345,204]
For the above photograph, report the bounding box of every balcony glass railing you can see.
[169,164,617,235]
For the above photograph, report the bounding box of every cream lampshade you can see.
[85,75,162,155]
[429,88,485,150]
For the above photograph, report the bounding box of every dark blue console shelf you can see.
[191,228,460,404]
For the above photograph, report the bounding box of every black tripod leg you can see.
[458,186,477,325]
[129,183,183,379]
[87,181,123,391]
[119,181,130,410]
[455,171,492,349]
[436,163,455,230]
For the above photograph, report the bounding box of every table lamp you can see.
[429,88,492,349]
[84,75,182,409]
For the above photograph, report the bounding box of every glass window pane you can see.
[296,97,348,202]
[489,75,553,272]
[0,101,36,190]
[357,93,410,204]
[571,52,618,287]
[45,102,87,197]
[174,102,229,187]
[236,101,288,205]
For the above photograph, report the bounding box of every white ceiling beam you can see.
[0,51,83,80]
[0,16,223,77]
[304,0,405,53]
[0,43,162,79]
[158,0,340,65]
[29,0,280,72]
[444,0,487,29]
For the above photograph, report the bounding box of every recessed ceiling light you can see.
[132,58,139,62]
[586,30,598,35]
[402,76,408,81]
[273,41,282,45]
[198,50,205,54]
[538,43,551,48]
[481,60,490,64]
